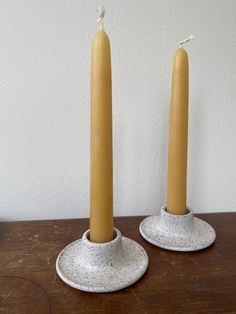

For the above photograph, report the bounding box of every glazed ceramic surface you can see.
[139,206,216,252]
[56,228,148,292]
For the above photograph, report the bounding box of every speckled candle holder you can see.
[139,206,216,252]
[56,228,148,293]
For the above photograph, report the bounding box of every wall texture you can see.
[0,0,235,220]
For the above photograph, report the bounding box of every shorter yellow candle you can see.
[167,36,194,215]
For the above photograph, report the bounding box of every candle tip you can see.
[178,35,194,48]
[97,6,105,29]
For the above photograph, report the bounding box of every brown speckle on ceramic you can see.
[56,228,148,293]
[139,206,216,252]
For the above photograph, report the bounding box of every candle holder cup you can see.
[139,206,216,252]
[56,228,148,293]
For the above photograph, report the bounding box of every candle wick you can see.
[97,5,105,30]
[178,35,194,48]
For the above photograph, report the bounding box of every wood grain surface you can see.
[0,213,236,314]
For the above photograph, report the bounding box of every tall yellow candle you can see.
[90,8,113,243]
[167,36,194,215]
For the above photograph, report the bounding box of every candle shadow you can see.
[187,95,209,210]
[113,97,168,217]
[157,102,169,214]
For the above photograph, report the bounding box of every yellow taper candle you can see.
[167,36,194,215]
[90,7,113,243]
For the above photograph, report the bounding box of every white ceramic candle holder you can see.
[56,228,148,293]
[139,206,216,252]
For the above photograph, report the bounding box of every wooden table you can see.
[0,213,236,314]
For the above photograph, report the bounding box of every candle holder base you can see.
[56,228,148,293]
[139,206,216,252]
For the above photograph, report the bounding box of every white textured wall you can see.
[0,1,235,221]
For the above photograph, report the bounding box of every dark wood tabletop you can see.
[0,213,236,314]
